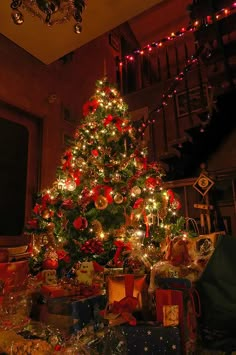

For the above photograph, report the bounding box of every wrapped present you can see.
[0,260,29,292]
[106,274,148,313]
[40,280,101,298]
[103,274,150,325]
[119,322,181,354]
[38,294,107,335]
[154,279,201,355]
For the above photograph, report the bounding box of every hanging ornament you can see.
[73,216,88,230]
[134,159,144,170]
[146,214,154,225]
[42,209,50,219]
[114,193,124,204]
[57,179,65,190]
[66,179,76,191]
[77,157,85,166]
[95,195,108,210]
[43,247,59,270]
[120,158,130,170]
[92,220,108,239]
[145,177,158,189]
[131,186,141,196]
[112,173,121,182]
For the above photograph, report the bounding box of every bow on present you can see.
[101,274,138,326]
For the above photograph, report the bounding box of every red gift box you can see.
[155,286,201,355]
[0,260,29,292]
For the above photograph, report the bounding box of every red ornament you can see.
[43,248,59,270]
[43,259,58,270]
[91,149,99,157]
[73,216,88,230]
[145,177,158,188]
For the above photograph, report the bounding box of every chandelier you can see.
[10,0,86,33]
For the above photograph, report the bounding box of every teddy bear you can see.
[75,261,104,286]
[41,269,58,285]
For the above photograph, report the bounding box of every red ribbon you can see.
[106,275,138,326]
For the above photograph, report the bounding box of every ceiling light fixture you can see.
[10,0,86,34]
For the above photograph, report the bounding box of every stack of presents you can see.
[1,231,232,354]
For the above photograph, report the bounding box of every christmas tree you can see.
[26,78,184,274]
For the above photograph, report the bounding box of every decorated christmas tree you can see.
[26,78,184,274]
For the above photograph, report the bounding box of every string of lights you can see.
[119,1,236,65]
[138,46,203,135]
[133,3,236,133]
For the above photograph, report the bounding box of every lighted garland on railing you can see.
[118,1,236,66]
[137,45,205,135]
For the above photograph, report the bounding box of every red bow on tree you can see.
[113,240,132,266]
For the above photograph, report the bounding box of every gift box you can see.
[106,274,148,315]
[154,278,201,355]
[119,322,181,354]
[0,260,29,292]
[40,283,101,299]
[38,294,107,335]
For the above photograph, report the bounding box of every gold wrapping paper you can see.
[163,305,179,327]
[106,274,148,311]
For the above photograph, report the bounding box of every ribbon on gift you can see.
[101,274,138,326]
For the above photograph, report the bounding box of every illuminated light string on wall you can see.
[137,44,205,135]
[118,1,236,66]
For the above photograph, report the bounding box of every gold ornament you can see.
[113,173,121,182]
[46,222,56,248]
[92,220,109,240]
[131,186,141,196]
[120,158,130,170]
[114,193,124,204]
[77,157,85,166]
[66,179,76,191]
[42,209,50,219]
[95,195,108,210]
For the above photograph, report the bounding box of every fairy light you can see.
[118,2,236,66]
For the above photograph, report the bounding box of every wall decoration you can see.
[61,104,77,125]
[109,32,120,53]
[176,86,208,118]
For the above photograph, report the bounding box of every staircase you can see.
[159,0,236,180]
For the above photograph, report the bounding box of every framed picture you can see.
[176,85,208,118]
[61,104,77,125]
[108,32,120,52]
